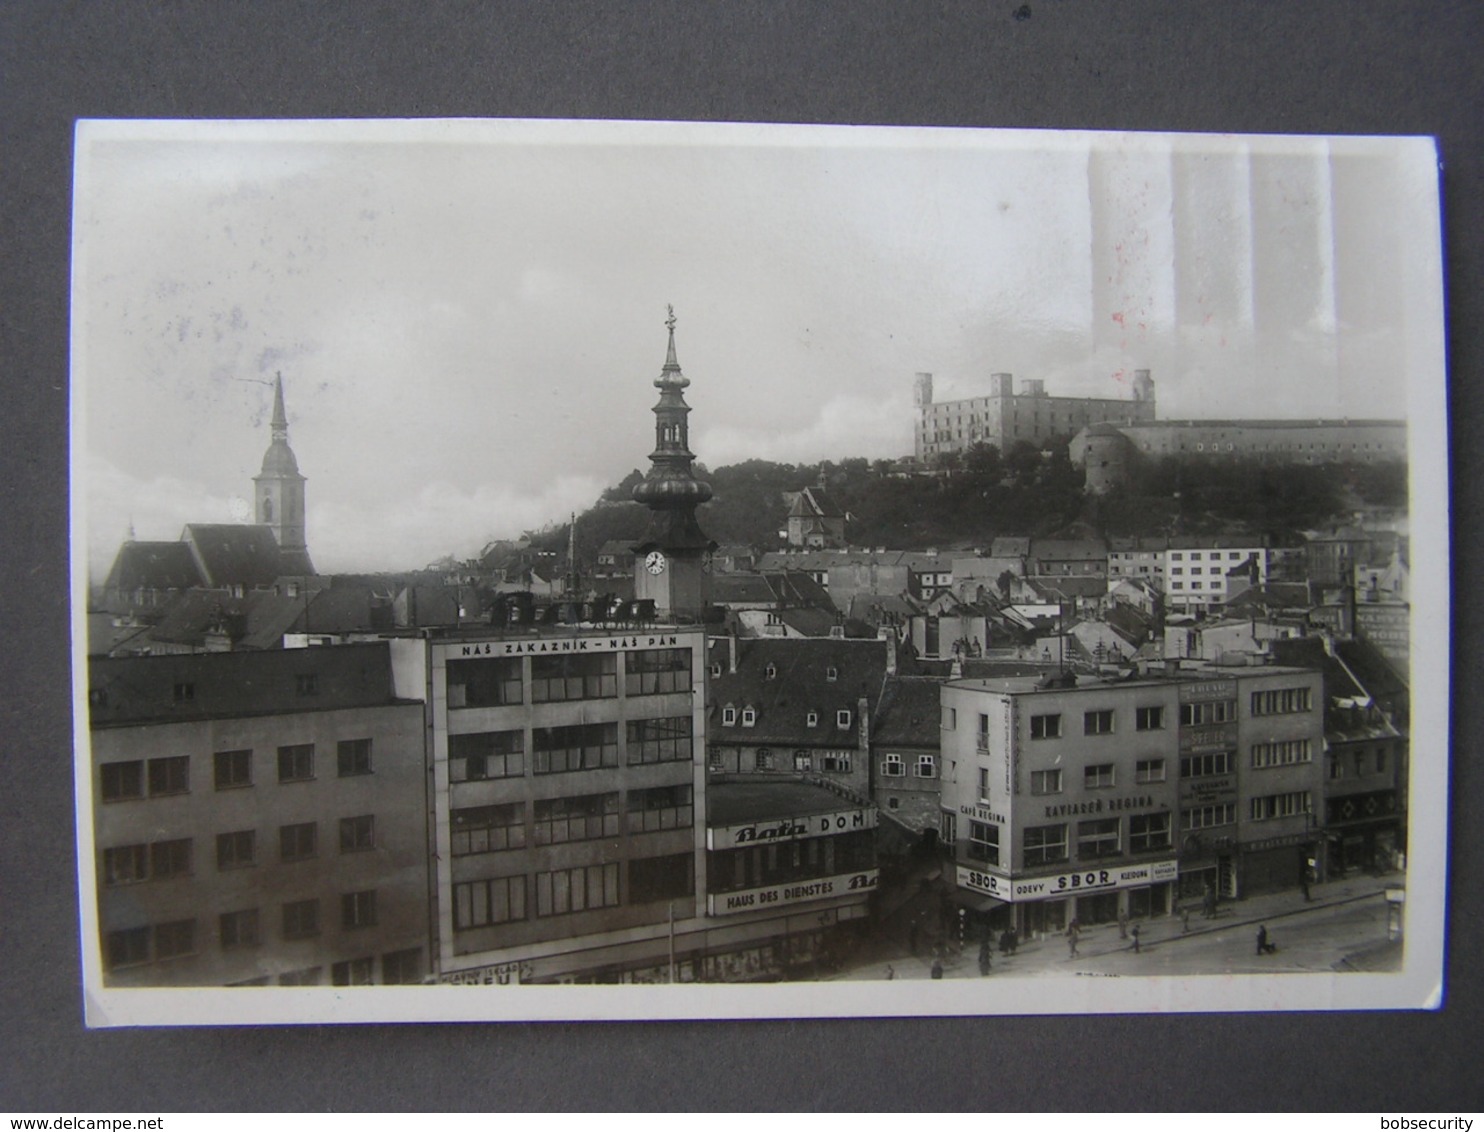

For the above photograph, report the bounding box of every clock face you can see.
[644,550,667,575]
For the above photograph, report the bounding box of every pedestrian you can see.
[1256,924,1275,955]
[1066,918,1080,958]
[978,939,992,977]
[1118,909,1129,939]
[931,958,944,980]
[885,964,895,981]
[1181,906,1191,934]
[1130,924,1141,953]
[1007,927,1019,955]
[1202,884,1216,919]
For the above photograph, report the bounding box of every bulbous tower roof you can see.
[258,373,303,477]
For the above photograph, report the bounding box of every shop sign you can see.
[707,869,879,915]
[957,803,1008,825]
[439,959,531,986]
[1179,678,1236,703]
[1179,776,1236,806]
[707,807,876,850]
[1180,723,1238,752]
[957,860,1177,903]
[1042,794,1155,818]
[1243,832,1310,853]
[442,633,687,659]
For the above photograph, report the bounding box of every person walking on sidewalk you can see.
[1066,918,1081,958]
[978,938,992,977]
[1256,924,1277,955]
[1130,924,1141,953]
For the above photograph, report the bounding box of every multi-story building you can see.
[941,664,1325,937]
[87,643,428,987]
[915,370,1156,464]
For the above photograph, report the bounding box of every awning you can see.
[954,890,1006,914]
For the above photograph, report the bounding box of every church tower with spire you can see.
[631,307,715,620]
[253,373,314,575]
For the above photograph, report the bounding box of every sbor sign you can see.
[707,870,879,915]
[957,860,1178,903]
[707,807,876,850]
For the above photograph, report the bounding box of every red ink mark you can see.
[1111,312,1125,328]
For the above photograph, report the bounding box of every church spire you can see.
[254,373,313,575]
[270,372,289,442]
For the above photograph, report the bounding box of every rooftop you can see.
[708,780,867,827]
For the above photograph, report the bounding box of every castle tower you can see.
[913,372,934,409]
[631,307,715,620]
[252,373,314,574]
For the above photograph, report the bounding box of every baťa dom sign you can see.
[707,807,876,850]
[957,860,1178,903]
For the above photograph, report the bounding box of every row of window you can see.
[230,949,423,987]
[447,649,692,709]
[712,747,853,774]
[100,739,375,802]
[881,754,936,778]
[103,817,378,883]
[449,785,694,856]
[448,717,695,782]
[452,853,695,929]
[1330,747,1390,778]
[1002,813,1173,867]
[1023,705,1166,741]
[105,890,381,970]
[720,705,853,730]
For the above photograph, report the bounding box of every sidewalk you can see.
[832,869,1399,981]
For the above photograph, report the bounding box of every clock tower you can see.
[631,307,715,620]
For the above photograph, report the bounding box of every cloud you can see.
[696,392,911,467]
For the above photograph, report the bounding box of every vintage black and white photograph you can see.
[71,119,1447,1025]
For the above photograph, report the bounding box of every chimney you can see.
[878,626,898,675]
[728,625,738,674]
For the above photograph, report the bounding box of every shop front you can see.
[956,859,1178,938]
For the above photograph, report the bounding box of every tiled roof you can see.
[708,780,867,826]
[871,677,942,747]
[709,637,891,747]
[183,524,288,589]
[103,541,204,594]
[88,641,412,726]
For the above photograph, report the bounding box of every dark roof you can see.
[183,524,288,589]
[1220,582,1316,615]
[707,780,862,826]
[88,641,414,726]
[712,573,778,605]
[872,678,942,747]
[709,637,891,746]
[103,541,203,594]
[803,485,845,518]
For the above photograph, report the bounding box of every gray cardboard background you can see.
[3,1,1480,1111]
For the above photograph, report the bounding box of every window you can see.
[1180,750,1233,777]
[535,862,621,917]
[626,716,692,765]
[1135,706,1164,731]
[977,713,991,751]
[1136,758,1166,784]
[105,926,151,970]
[1077,818,1121,859]
[447,656,522,708]
[968,821,1000,864]
[915,754,936,779]
[626,648,692,696]
[1023,824,1068,866]
[1179,700,1235,726]
[339,815,376,853]
[449,729,524,782]
[722,705,738,726]
[836,709,852,730]
[709,663,722,678]
[217,829,256,870]
[532,722,618,774]
[806,711,819,728]
[102,843,149,885]
[765,664,777,680]
[534,792,620,844]
[1251,739,1312,769]
[341,889,378,929]
[942,707,957,730]
[277,744,314,783]
[279,822,317,862]
[153,919,196,960]
[755,748,774,771]
[1249,792,1312,822]
[332,957,375,986]
[1083,710,1115,736]
[826,666,839,682]
[1084,763,1116,790]
[453,875,528,929]
[741,707,757,727]
[148,756,190,796]
[214,749,253,789]
[1377,748,1388,774]
[628,853,695,904]
[100,761,144,802]
[531,652,617,702]
[1250,687,1313,716]
[978,766,991,799]
[149,838,193,879]
[337,738,373,777]
[382,949,423,985]
[627,785,694,834]
[219,909,260,949]
[822,752,852,773]
[277,967,322,986]
[296,673,319,696]
[1030,714,1061,740]
[1182,803,1235,830]
[451,803,526,855]
[794,750,813,771]
[883,754,905,778]
[1030,768,1063,795]
[1129,813,1172,852]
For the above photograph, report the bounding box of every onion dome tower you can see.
[631,307,715,620]
[252,373,314,574]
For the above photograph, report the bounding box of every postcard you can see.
[71,119,1446,1025]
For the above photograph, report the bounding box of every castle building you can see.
[631,308,716,621]
[914,369,1156,464]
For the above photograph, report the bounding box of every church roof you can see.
[183,524,289,590]
[104,541,204,594]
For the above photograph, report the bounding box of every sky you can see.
[73,120,1442,577]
